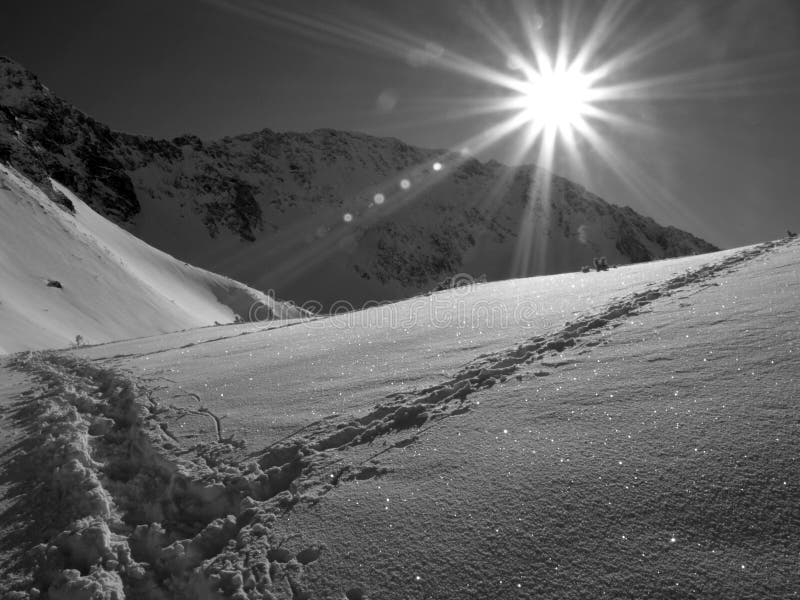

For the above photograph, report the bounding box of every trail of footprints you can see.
[279,239,787,459]
[6,239,788,600]
[7,354,323,599]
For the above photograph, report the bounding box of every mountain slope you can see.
[0,163,306,354]
[0,57,718,309]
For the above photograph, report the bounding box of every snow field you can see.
[276,237,800,599]
[78,247,745,456]
[3,237,796,598]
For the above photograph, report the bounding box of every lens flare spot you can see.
[506,54,524,71]
[343,213,353,223]
[373,193,385,204]
[400,179,411,190]
[376,90,397,113]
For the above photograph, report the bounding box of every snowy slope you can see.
[0,57,718,308]
[0,163,306,354]
[282,238,800,600]
[74,248,745,444]
[1,236,796,599]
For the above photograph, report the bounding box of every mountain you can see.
[0,163,307,354]
[0,57,718,309]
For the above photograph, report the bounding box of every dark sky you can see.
[3,0,800,248]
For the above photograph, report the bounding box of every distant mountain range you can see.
[0,56,718,309]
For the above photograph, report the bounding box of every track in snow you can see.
[251,239,790,473]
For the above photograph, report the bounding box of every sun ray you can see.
[200,0,778,289]
[575,121,712,237]
[568,1,637,73]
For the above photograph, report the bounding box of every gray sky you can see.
[3,0,800,248]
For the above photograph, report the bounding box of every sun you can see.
[519,64,592,133]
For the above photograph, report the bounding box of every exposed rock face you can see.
[0,58,140,221]
[0,56,718,309]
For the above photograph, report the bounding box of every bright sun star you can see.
[519,64,592,133]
